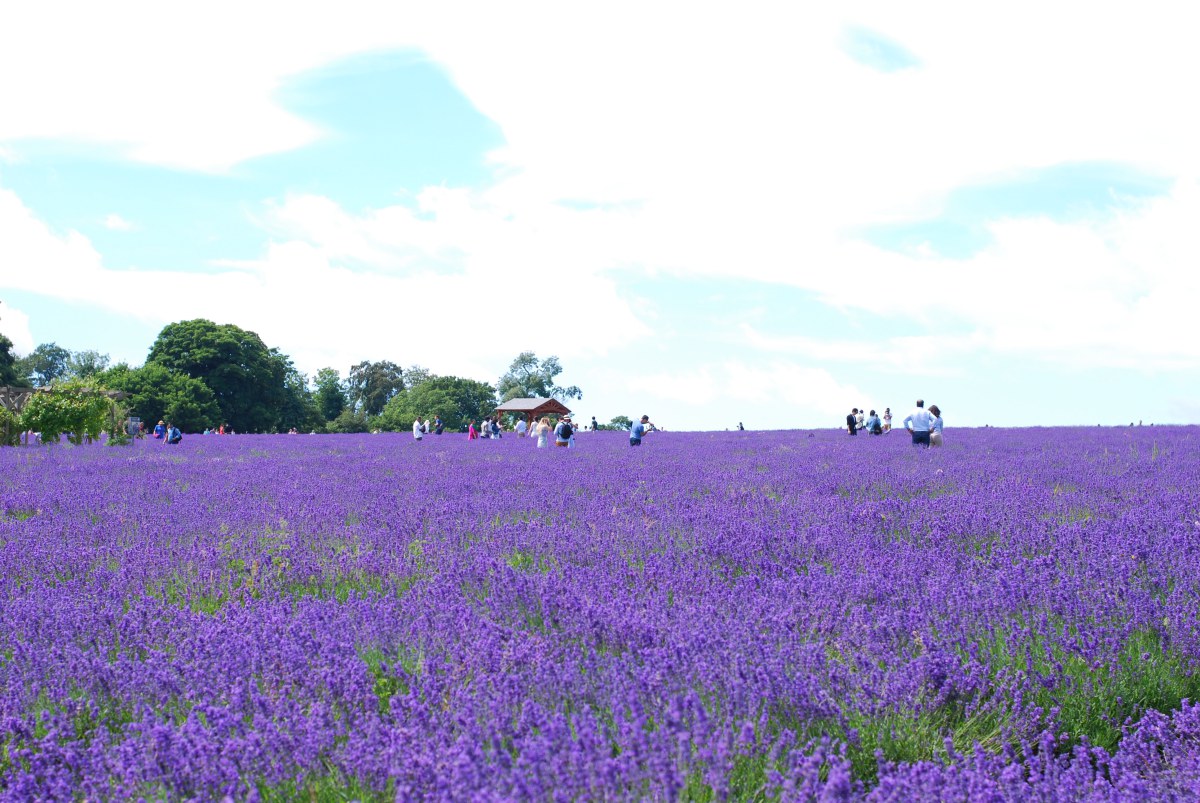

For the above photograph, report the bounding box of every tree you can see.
[497,352,582,403]
[67,349,110,379]
[146,319,286,433]
[314,367,347,422]
[404,365,433,390]
[346,360,404,417]
[101,362,221,433]
[609,415,633,431]
[378,375,496,432]
[272,355,321,433]
[20,379,115,445]
[17,342,71,387]
[326,408,370,434]
[0,333,24,387]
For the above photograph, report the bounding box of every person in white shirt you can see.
[516,418,528,437]
[412,417,424,441]
[883,408,893,433]
[902,400,934,447]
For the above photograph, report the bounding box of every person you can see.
[846,408,858,436]
[491,417,501,439]
[165,423,182,445]
[536,417,551,448]
[903,399,935,447]
[630,414,651,446]
[865,409,882,435]
[467,420,479,440]
[554,416,572,448]
[738,422,745,431]
[516,418,528,438]
[883,408,892,433]
[153,420,166,440]
[591,416,598,433]
[434,415,444,435]
[929,405,944,446]
[412,416,424,441]
[856,408,865,432]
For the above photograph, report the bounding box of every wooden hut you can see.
[494,397,572,426]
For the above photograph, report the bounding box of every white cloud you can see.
[629,362,868,420]
[0,300,34,355]
[103,213,136,231]
[3,2,1199,424]
[0,184,651,381]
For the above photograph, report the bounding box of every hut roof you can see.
[494,397,572,416]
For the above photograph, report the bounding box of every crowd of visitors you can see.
[846,400,945,447]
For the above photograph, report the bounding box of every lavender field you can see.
[2,428,1199,801]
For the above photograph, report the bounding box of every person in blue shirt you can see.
[630,415,652,446]
[153,420,166,440]
[165,423,182,444]
[865,409,882,435]
[903,399,935,447]
[929,405,944,446]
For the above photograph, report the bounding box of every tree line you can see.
[0,318,607,437]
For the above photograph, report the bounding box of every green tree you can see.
[272,354,321,432]
[17,342,71,387]
[146,319,286,432]
[379,375,496,432]
[0,333,24,387]
[101,362,221,433]
[497,352,582,403]
[609,415,633,431]
[326,408,370,433]
[404,365,433,390]
[347,360,404,416]
[20,379,114,445]
[314,367,347,422]
[67,349,110,379]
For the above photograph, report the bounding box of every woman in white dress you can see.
[535,417,550,448]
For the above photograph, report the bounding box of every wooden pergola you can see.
[1,385,129,445]
[494,397,572,426]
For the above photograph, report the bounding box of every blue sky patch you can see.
[841,26,920,72]
[860,161,1171,258]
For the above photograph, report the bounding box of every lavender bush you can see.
[2,427,1198,800]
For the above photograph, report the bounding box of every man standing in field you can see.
[903,400,934,447]
[412,416,424,441]
[846,408,858,435]
[630,415,651,446]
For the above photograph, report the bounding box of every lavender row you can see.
[1,428,1198,800]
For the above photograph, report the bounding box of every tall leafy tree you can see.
[100,363,221,433]
[314,367,347,422]
[272,354,321,432]
[404,365,433,391]
[497,352,582,403]
[17,342,71,387]
[346,360,404,417]
[0,333,24,387]
[67,349,110,379]
[146,319,286,432]
[378,375,496,432]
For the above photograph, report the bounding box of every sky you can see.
[1,3,1198,430]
